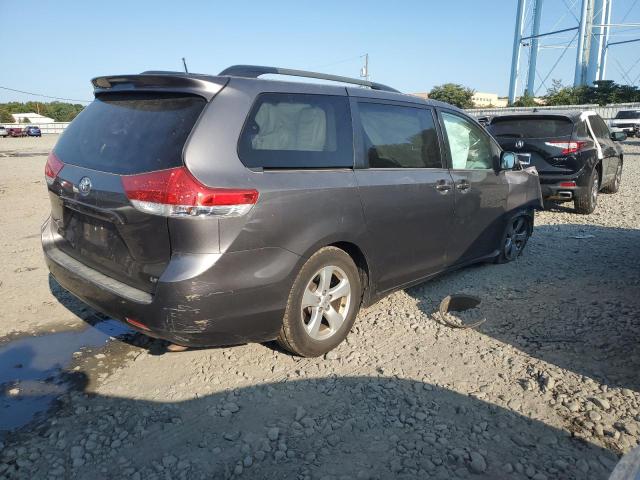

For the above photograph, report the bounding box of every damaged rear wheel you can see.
[495,213,532,264]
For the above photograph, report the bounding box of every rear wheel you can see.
[495,214,531,264]
[277,247,361,357]
[574,167,599,214]
[602,159,622,194]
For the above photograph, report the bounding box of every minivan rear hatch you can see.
[48,91,208,293]
[488,115,583,174]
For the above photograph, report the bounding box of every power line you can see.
[0,86,91,103]
[621,0,639,23]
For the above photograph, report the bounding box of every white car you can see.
[0,126,8,138]
[610,110,640,137]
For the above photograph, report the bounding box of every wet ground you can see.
[0,319,132,436]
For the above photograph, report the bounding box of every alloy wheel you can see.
[591,170,599,206]
[301,266,351,341]
[503,217,529,261]
[614,164,622,190]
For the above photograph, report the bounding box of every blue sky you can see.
[1,0,638,103]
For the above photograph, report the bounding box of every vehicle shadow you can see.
[407,223,640,392]
[48,274,180,355]
[1,369,619,479]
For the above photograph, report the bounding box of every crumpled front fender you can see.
[505,166,544,212]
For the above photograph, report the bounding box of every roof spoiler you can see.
[218,65,400,93]
[90,73,228,101]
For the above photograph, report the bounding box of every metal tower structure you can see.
[508,0,639,104]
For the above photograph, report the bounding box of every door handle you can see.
[456,181,471,192]
[435,180,451,193]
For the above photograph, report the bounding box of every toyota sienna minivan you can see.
[42,65,542,356]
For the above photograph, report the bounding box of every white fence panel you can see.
[465,102,640,122]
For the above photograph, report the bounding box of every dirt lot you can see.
[1,135,639,479]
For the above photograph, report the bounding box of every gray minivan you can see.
[42,66,542,356]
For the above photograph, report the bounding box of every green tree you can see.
[544,79,585,106]
[512,91,537,107]
[0,108,13,123]
[0,101,84,122]
[428,83,475,109]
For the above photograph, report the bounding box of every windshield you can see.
[54,92,206,175]
[488,116,574,138]
[615,110,640,119]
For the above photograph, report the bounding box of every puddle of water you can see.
[0,319,132,436]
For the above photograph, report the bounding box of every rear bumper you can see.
[539,168,590,202]
[611,125,638,134]
[42,217,299,347]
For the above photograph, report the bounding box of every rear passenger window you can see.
[238,93,353,169]
[357,102,442,169]
[588,115,610,140]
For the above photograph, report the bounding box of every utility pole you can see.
[508,0,527,104]
[360,54,369,82]
[586,0,609,84]
[574,0,593,86]
[526,0,544,96]
[182,57,189,74]
[598,0,613,81]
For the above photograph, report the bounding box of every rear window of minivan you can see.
[488,116,574,139]
[54,92,206,175]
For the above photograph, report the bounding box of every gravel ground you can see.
[0,136,639,479]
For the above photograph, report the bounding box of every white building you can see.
[471,93,508,108]
[11,113,56,124]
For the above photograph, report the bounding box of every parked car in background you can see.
[610,110,640,137]
[42,66,542,357]
[487,110,625,214]
[0,126,8,138]
[7,127,24,137]
[23,125,42,137]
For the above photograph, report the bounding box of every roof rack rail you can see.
[218,65,400,93]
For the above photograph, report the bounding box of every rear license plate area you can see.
[62,207,117,252]
[516,153,531,165]
[82,222,110,248]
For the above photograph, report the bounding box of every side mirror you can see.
[500,151,518,170]
[611,131,627,141]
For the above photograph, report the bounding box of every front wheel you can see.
[602,160,622,194]
[277,247,362,357]
[495,214,532,264]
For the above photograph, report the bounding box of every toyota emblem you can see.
[78,177,92,196]
[515,140,524,149]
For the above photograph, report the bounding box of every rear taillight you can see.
[544,140,588,155]
[44,152,64,185]
[121,166,259,217]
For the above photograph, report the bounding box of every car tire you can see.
[574,166,599,214]
[494,212,532,264]
[277,246,362,357]
[602,160,622,194]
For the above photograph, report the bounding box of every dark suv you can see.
[487,111,625,214]
[42,66,541,356]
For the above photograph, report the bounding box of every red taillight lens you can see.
[121,167,258,217]
[544,141,588,155]
[44,152,64,185]
[559,181,576,188]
